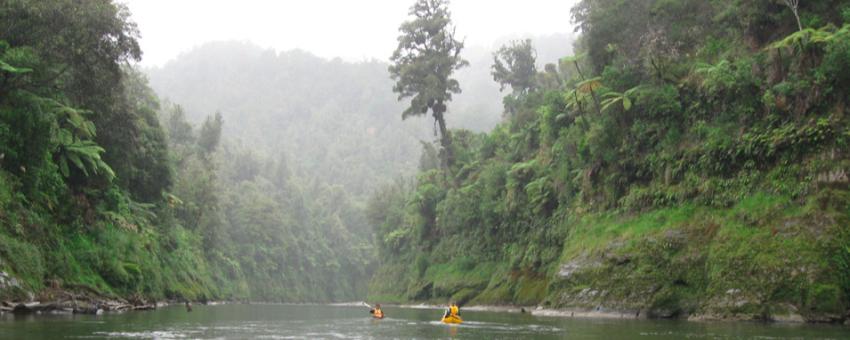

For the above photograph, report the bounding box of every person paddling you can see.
[365,302,384,319]
[443,302,459,318]
[441,301,462,324]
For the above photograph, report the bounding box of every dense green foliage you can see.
[0,0,370,302]
[369,0,850,322]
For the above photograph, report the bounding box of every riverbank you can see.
[0,286,161,316]
[368,192,850,325]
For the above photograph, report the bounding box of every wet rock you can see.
[558,259,599,279]
[647,306,678,319]
[0,271,24,298]
[10,304,27,314]
[558,262,581,278]
[12,302,54,314]
[73,305,104,315]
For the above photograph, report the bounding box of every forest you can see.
[0,0,374,302]
[367,0,850,322]
[1,0,849,324]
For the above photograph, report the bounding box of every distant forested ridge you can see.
[368,0,850,322]
[146,41,425,199]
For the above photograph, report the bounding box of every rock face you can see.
[0,271,30,302]
[0,271,20,291]
[546,219,850,324]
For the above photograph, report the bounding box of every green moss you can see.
[513,275,548,305]
[806,284,845,315]
[0,232,43,290]
[560,204,699,260]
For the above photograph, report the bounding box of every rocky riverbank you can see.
[0,292,159,316]
[0,270,159,315]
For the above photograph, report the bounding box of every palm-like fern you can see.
[768,25,839,53]
[51,103,115,179]
[600,85,644,112]
[693,61,736,95]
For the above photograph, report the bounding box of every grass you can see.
[560,203,700,260]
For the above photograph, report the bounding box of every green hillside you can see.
[0,0,370,303]
[367,0,850,322]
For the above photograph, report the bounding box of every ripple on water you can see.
[92,331,187,339]
[426,320,563,334]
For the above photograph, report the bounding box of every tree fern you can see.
[600,85,644,112]
[693,61,736,95]
[768,25,838,53]
[50,103,115,180]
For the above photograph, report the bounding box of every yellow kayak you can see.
[441,315,463,324]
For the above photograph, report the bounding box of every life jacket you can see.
[373,308,384,318]
[449,305,459,317]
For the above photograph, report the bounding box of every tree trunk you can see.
[433,104,453,168]
[572,60,602,116]
[589,88,602,116]
[793,10,802,32]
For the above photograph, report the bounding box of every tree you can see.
[492,39,538,118]
[52,105,115,181]
[198,112,223,157]
[492,39,537,95]
[0,0,141,114]
[108,67,173,202]
[164,104,195,147]
[0,0,175,202]
[389,0,468,167]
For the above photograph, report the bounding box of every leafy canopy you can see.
[389,0,468,120]
[491,39,538,95]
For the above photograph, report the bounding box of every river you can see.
[1,304,847,339]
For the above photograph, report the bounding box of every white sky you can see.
[122,0,579,67]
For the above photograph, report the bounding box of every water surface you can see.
[0,304,847,339]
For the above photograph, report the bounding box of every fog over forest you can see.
[2,0,850,328]
[145,34,573,196]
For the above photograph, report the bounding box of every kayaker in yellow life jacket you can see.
[441,301,462,323]
[369,303,384,319]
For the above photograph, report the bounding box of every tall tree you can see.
[491,39,537,95]
[198,112,223,158]
[389,0,468,167]
[492,39,538,117]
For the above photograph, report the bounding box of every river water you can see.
[0,304,847,339]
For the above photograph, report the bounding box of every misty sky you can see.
[122,0,579,66]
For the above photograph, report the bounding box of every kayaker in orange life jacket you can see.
[368,303,384,319]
